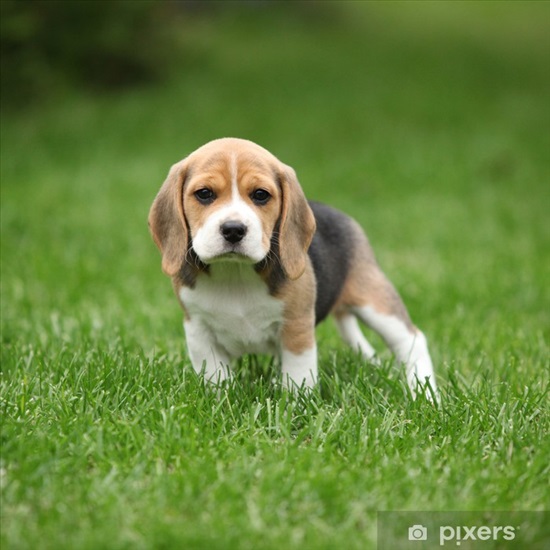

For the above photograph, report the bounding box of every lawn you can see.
[1,3,549,549]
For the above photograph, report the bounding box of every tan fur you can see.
[277,261,317,354]
[332,220,415,331]
[278,165,316,280]
[148,160,188,276]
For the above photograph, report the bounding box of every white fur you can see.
[180,263,319,389]
[191,168,267,264]
[335,313,377,359]
[354,305,437,397]
[281,346,318,390]
[184,318,231,382]
[180,263,284,378]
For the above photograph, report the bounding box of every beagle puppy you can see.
[149,138,437,396]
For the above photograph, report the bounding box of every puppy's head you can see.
[148,138,316,281]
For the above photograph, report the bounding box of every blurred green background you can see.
[2,0,548,354]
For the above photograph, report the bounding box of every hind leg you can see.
[353,303,437,398]
[334,312,378,361]
[333,228,438,398]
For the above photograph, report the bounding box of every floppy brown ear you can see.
[148,159,189,277]
[278,164,316,280]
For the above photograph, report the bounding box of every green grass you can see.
[1,3,549,549]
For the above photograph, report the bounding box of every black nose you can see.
[220,221,247,244]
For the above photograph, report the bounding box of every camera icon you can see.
[408,524,428,541]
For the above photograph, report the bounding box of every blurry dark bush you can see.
[0,0,182,105]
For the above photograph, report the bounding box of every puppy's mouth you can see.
[209,249,256,264]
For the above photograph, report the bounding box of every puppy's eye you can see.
[194,188,215,204]
[250,189,271,205]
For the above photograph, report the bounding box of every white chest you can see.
[179,264,284,358]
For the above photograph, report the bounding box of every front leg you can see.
[184,319,231,383]
[280,314,318,390]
